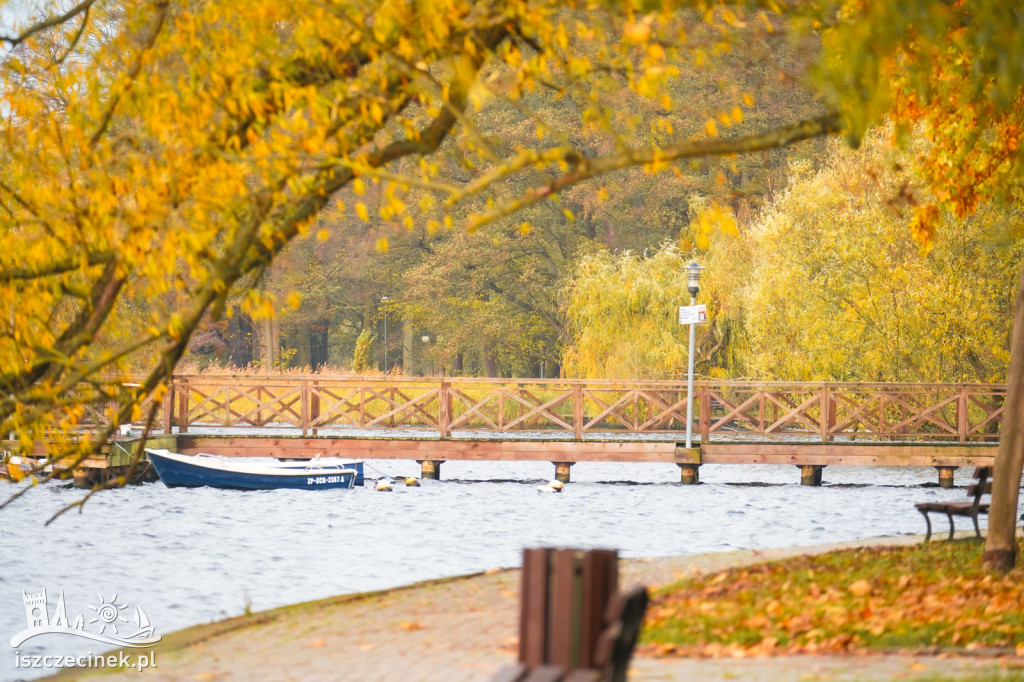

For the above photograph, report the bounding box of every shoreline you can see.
[40,531,1022,682]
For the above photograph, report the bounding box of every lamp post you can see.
[684,260,705,450]
[381,296,389,372]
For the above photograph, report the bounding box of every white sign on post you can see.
[678,304,707,325]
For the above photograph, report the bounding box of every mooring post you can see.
[936,466,957,488]
[418,459,444,480]
[799,464,824,486]
[677,463,700,484]
[553,461,573,484]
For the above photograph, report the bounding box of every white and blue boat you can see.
[145,449,362,490]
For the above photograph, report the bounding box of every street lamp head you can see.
[421,335,430,344]
[686,260,705,296]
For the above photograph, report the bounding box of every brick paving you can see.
[58,535,1021,682]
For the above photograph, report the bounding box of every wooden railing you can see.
[140,376,1005,443]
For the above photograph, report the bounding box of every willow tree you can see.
[741,133,1022,383]
[0,1,1021,567]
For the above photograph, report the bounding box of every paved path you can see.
[57,535,1021,682]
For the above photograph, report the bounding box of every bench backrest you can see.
[519,548,618,671]
[967,466,993,513]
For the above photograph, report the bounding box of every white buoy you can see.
[537,480,564,493]
[375,479,393,492]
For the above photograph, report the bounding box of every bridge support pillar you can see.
[936,466,957,488]
[553,462,573,484]
[677,463,700,484]
[799,465,824,486]
[418,459,444,480]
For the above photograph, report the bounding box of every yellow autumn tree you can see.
[741,132,1023,383]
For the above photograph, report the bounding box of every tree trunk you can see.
[403,318,414,376]
[983,259,1024,572]
[310,319,329,368]
[225,314,254,368]
[485,350,497,378]
[296,323,311,369]
[262,317,275,372]
[271,318,281,370]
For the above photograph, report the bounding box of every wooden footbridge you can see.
[108,375,1003,487]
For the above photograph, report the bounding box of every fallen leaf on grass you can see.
[307,638,326,648]
[399,620,424,631]
[848,580,871,596]
[195,674,218,681]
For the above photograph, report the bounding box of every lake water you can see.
[0,460,1015,681]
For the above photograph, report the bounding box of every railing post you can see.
[311,379,320,436]
[820,383,830,443]
[439,378,450,439]
[573,382,583,440]
[700,383,711,443]
[301,379,309,437]
[162,382,174,434]
[177,378,188,433]
[958,385,968,443]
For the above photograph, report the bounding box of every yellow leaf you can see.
[848,580,871,596]
[732,106,744,124]
[743,93,755,107]
[705,119,718,137]
[287,291,302,310]
[356,203,370,222]
[624,21,651,43]
[375,237,389,252]
[7,462,25,482]
[519,221,531,235]
[317,229,330,242]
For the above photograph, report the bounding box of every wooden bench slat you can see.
[520,548,551,668]
[549,549,578,671]
[579,549,617,670]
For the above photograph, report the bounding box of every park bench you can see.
[494,548,648,682]
[915,466,992,542]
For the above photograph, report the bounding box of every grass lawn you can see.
[641,540,1024,658]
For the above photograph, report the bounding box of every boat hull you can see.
[146,450,357,490]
